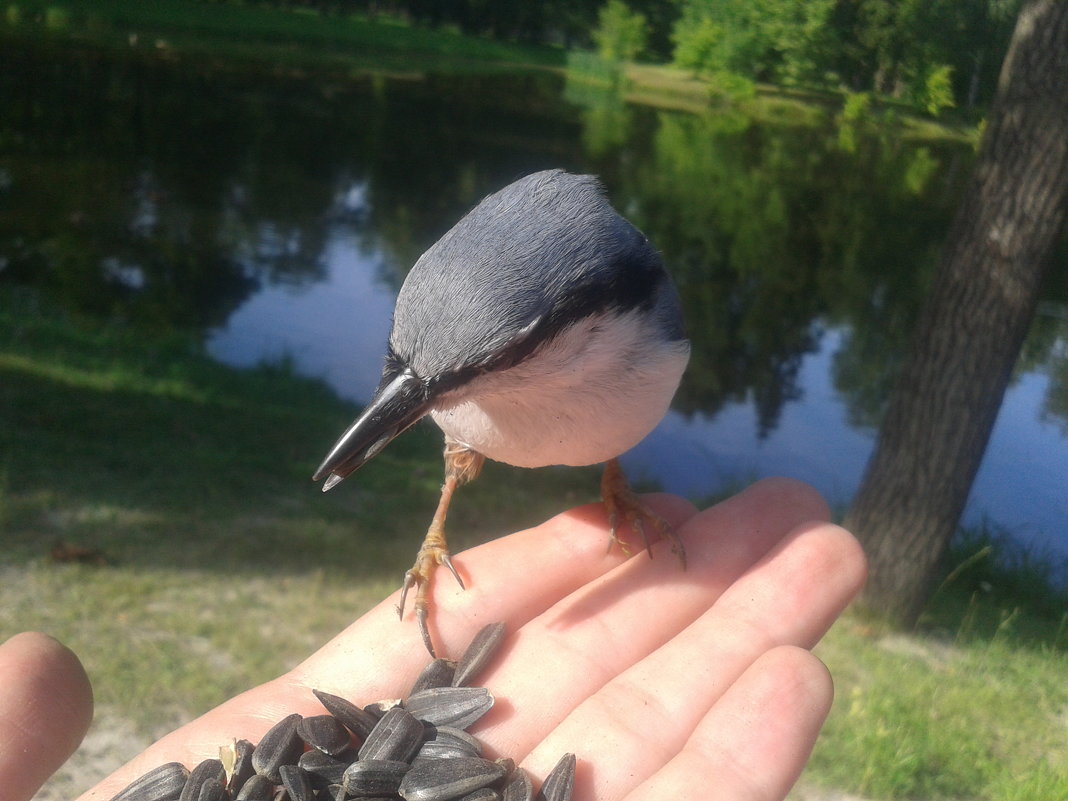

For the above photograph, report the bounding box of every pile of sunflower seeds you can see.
[109,622,575,801]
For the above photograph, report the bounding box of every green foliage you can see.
[918,63,956,117]
[43,4,66,29]
[836,90,873,152]
[592,0,648,63]
[671,0,836,84]
[671,12,721,74]
[707,70,756,103]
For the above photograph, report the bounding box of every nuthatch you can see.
[313,169,690,655]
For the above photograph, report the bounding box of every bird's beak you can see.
[312,368,431,491]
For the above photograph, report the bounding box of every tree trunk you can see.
[843,0,1068,625]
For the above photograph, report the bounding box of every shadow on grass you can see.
[0,289,596,580]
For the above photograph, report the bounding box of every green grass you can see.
[0,286,592,790]
[804,530,1068,801]
[809,619,1068,800]
[4,287,1067,800]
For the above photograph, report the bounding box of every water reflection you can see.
[2,42,1066,557]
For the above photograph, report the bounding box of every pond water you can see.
[3,42,1066,561]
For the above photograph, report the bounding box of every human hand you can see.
[20,478,866,801]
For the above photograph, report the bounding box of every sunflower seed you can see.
[342,758,411,796]
[534,754,575,801]
[313,689,379,740]
[412,742,476,764]
[413,725,483,763]
[297,749,351,789]
[109,761,190,801]
[460,789,500,801]
[251,713,304,783]
[177,758,226,801]
[221,739,256,797]
[452,623,507,688]
[501,767,533,801]
[398,757,508,801]
[297,714,351,756]
[409,658,457,695]
[195,782,226,801]
[279,764,314,801]
[358,706,427,762]
[405,687,494,730]
[234,774,274,801]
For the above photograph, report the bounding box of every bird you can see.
[313,169,690,656]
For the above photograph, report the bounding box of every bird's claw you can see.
[601,458,687,568]
[397,537,465,658]
[441,551,465,590]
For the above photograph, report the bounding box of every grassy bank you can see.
[3,290,1066,800]
[3,0,976,145]
[2,0,566,76]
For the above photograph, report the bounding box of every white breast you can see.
[429,309,690,468]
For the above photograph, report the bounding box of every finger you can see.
[80,493,697,800]
[625,647,834,801]
[519,522,864,798]
[0,632,94,801]
[477,477,831,761]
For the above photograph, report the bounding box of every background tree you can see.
[592,0,648,63]
[843,0,1068,624]
[671,0,835,83]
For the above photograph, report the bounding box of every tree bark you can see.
[843,0,1068,625]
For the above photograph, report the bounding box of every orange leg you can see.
[399,438,485,656]
[600,457,687,568]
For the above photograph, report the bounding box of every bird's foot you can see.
[398,523,464,658]
[601,457,687,568]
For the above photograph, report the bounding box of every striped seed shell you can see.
[452,623,506,688]
[297,714,351,756]
[397,757,508,801]
[251,713,304,783]
[535,754,575,801]
[501,768,533,801]
[405,687,494,730]
[177,758,226,801]
[342,758,411,796]
[358,706,427,762]
[234,774,274,801]
[279,764,314,801]
[414,725,483,763]
[109,761,190,801]
[195,782,226,801]
[410,658,457,695]
[313,689,379,740]
[297,749,351,789]
[459,789,501,801]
